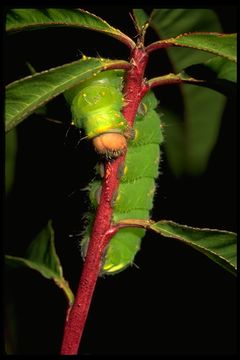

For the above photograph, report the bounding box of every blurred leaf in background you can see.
[148,8,235,176]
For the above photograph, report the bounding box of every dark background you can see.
[4,7,236,355]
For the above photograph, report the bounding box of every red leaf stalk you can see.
[60,45,148,355]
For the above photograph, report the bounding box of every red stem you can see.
[145,40,173,54]
[60,45,148,355]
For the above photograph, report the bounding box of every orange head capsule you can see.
[92,133,127,159]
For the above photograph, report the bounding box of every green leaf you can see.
[5,57,129,132]
[182,57,237,96]
[184,57,237,84]
[204,57,237,82]
[171,33,236,62]
[163,86,226,175]
[118,219,237,276]
[148,8,228,175]
[5,221,74,306]
[150,9,222,39]
[150,220,237,276]
[132,9,149,34]
[5,129,17,195]
[6,8,135,49]
[25,62,47,116]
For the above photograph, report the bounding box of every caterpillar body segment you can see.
[65,71,163,275]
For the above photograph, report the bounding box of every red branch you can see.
[146,74,203,91]
[147,76,183,91]
[60,45,148,355]
[145,40,173,54]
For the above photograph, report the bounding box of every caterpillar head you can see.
[92,132,127,159]
[66,70,131,159]
[71,82,129,158]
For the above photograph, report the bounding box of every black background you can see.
[4,7,236,355]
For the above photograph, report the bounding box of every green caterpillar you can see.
[64,70,129,158]
[65,70,163,275]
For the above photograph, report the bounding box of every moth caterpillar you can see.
[65,70,163,275]
[64,70,129,159]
